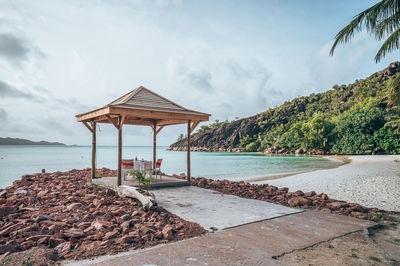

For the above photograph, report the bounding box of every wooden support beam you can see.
[76,106,110,122]
[82,121,93,133]
[117,116,123,186]
[187,120,191,183]
[189,121,200,133]
[156,125,164,135]
[153,121,156,170]
[110,106,210,122]
[150,123,163,135]
[105,114,119,129]
[119,115,126,129]
[91,121,96,180]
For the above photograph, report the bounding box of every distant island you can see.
[0,137,66,146]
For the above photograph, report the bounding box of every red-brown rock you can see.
[104,230,119,240]
[49,238,65,248]
[55,242,71,258]
[288,197,310,207]
[0,223,24,236]
[65,228,84,238]
[0,206,17,218]
[117,235,134,244]
[162,225,173,240]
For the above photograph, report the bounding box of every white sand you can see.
[253,155,400,212]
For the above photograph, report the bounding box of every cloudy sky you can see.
[0,0,399,145]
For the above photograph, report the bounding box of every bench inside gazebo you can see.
[76,86,210,188]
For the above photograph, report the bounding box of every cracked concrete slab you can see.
[73,210,375,266]
[151,186,302,231]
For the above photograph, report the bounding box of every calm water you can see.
[0,145,340,188]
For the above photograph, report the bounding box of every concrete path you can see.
[75,210,375,266]
[151,186,302,231]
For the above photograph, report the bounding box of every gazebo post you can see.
[187,120,191,183]
[91,121,96,180]
[117,116,123,186]
[153,121,156,170]
[76,87,210,188]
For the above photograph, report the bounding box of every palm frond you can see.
[330,1,387,56]
[375,12,400,40]
[330,0,400,62]
[375,25,400,62]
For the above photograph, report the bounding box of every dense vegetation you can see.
[197,120,228,133]
[237,67,400,154]
[170,63,400,155]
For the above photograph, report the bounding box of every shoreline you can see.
[244,155,350,183]
[253,155,400,212]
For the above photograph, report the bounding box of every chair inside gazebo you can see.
[76,86,210,188]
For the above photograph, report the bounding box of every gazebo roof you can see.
[76,86,210,127]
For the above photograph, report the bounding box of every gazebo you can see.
[76,86,210,186]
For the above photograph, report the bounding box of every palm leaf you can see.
[375,25,400,62]
[330,1,387,56]
[330,0,400,62]
[375,12,400,40]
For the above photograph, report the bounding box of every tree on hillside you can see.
[177,133,186,142]
[385,75,400,133]
[330,0,400,132]
[330,0,400,63]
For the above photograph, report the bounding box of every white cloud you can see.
[1,1,400,146]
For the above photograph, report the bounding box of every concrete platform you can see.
[74,210,375,266]
[151,186,302,231]
[93,175,189,190]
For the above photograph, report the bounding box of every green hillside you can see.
[170,62,400,155]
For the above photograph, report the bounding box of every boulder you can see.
[14,190,28,195]
[0,243,15,255]
[162,225,173,240]
[304,191,316,197]
[327,201,348,210]
[36,214,53,222]
[351,211,368,219]
[104,230,119,240]
[0,190,7,198]
[117,235,134,244]
[288,197,310,207]
[0,206,17,218]
[21,240,35,249]
[66,202,83,211]
[0,223,24,236]
[37,190,48,198]
[55,242,71,258]
[65,228,84,238]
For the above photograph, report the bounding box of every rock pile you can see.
[191,178,389,221]
[263,145,328,155]
[0,168,205,264]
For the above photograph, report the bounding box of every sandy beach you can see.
[253,155,400,212]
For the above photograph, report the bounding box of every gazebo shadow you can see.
[93,174,189,190]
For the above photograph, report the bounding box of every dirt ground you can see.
[278,215,400,265]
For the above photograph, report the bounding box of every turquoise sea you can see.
[0,145,341,188]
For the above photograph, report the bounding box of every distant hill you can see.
[0,137,66,146]
[169,62,400,155]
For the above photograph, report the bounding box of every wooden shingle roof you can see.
[76,86,210,127]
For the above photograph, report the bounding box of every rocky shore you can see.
[190,177,395,221]
[0,169,205,265]
[168,144,329,155]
